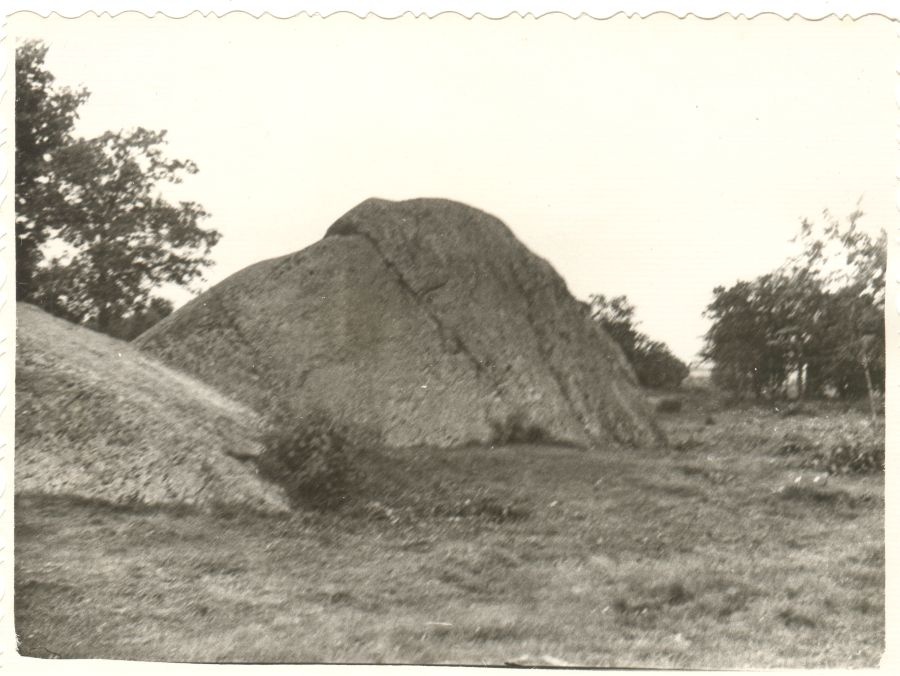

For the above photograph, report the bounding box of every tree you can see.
[702,281,770,397]
[106,297,175,341]
[15,40,89,300]
[16,42,220,336]
[794,209,885,417]
[631,339,691,390]
[589,295,641,364]
[28,128,220,333]
[702,208,885,410]
[590,294,689,389]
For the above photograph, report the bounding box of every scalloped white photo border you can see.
[2,0,900,18]
[0,4,896,675]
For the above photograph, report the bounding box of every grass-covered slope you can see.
[15,303,288,512]
[16,389,883,666]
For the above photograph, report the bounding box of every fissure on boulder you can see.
[136,197,666,449]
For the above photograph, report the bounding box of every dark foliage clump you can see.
[778,428,884,475]
[589,294,689,389]
[490,411,550,445]
[702,209,885,407]
[257,409,380,509]
[809,438,884,475]
[655,397,682,414]
[16,41,219,336]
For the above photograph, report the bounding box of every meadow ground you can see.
[15,389,884,667]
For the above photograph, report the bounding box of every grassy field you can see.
[15,390,884,667]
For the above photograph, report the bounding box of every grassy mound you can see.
[15,303,289,512]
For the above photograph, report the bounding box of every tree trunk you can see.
[96,305,112,334]
[15,230,40,301]
[861,351,878,425]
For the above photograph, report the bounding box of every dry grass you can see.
[15,391,883,667]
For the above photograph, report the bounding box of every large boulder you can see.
[137,198,665,449]
[16,303,289,512]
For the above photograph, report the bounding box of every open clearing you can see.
[15,395,883,667]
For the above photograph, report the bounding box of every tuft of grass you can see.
[429,494,530,523]
[432,543,529,598]
[777,432,818,456]
[777,608,817,629]
[612,579,695,619]
[775,483,861,508]
[671,434,704,452]
[777,402,812,418]
[677,464,734,486]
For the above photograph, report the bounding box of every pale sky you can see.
[11,14,896,362]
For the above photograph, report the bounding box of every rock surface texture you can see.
[16,303,290,512]
[137,198,665,449]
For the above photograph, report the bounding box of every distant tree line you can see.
[15,41,219,339]
[702,209,885,413]
[589,295,690,389]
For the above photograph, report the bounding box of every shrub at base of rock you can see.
[488,411,552,445]
[655,397,683,414]
[256,409,381,509]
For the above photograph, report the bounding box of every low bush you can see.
[256,408,380,509]
[490,411,549,445]
[778,423,883,475]
[809,438,884,475]
[655,397,682,414]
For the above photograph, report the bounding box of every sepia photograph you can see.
[9,12,890,667]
